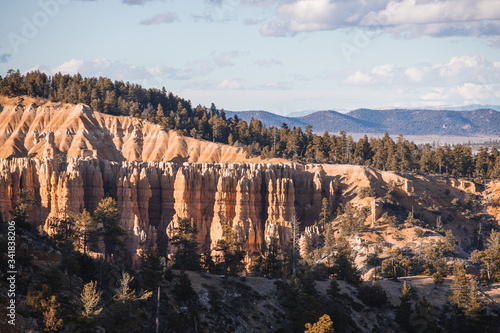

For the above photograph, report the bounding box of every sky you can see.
[0,0,499,115]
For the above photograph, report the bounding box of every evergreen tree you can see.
[140,247,164,289]
[215,224,245,287]
[11,188,36,229]
[114,271,152,303]
[449,263,469,311]
[410,297,439,333]
[465,279,484,320]
[395,280,413,332]
[156,103,165,122]
[326,276,341,299]
[42,296,64,332]
[471,230,500,282]
[93,197,123,261]
[201,246,216,273]
[260,236,282,277]
[443,229,457,256]
[171,218,200,273]
[80,281,103,319]
[74,209,96,255]
[290,214,301,276]
[319,198,331,228]
[332,237,360,285]
[475,146,490,177]
[304,314,335,333]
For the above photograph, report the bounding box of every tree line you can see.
[1,69,499,179]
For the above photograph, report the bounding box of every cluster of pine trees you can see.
[1,70,500,178]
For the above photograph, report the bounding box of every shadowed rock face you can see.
[0,158,330,257]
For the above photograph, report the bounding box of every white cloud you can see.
[255,0,500,41]
[343,70,376,85]
[49,58,178,81]
[260,0,343,36]
[343,55,500,87]
[404,66,430,82]
[34,52,245,85]
[53,59,85,75]
[338,55,500,105]
[371,64,394,78]
[420,82,500,104]
[363,0,500,26]
[216,78,243,90]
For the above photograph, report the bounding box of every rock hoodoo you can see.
[0,158,328,257]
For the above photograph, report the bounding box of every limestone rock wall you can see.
[0,158,333,258]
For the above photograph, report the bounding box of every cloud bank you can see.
[257,0,500,42]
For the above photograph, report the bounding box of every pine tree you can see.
[156,103,165,123]
[465,279,484,319]
[410,297,439,333]
[11,188,36,228]
[332,237,360,285]
[114,271,152,303]
[74,209,96,255]
[140,247,164,289]
[449,263,469,311]
[475,146,490,177]
[326,276,341,299]
[171,218,200,273]
[443,229,457,256]
[42,296,64,332]
[93,197,123,261]
[261,236,282,277]
[471,229,500,282]
[304,314,335,333]
[395,281,413,331]
[80,281,103,319]
[201,246,216,273]
[215,224,245,287]
[319,198,330,228]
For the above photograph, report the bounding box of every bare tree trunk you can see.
[156,286,160,333]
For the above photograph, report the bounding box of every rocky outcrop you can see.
[231,174,264,252]
[0,158,332,258]
[2,156,486,262]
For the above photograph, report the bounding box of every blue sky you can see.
[0,0,499,115]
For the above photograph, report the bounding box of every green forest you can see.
[1,69,499,179]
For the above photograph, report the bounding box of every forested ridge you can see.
[1,69,499,179]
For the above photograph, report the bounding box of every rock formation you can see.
[0,98,281,164]
[1,98,495,264]
[0,158,330,258]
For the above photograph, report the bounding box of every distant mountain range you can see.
[224,110,309,129]
[226,107,500,136]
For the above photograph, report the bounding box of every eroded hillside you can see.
[0,97,281,163]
